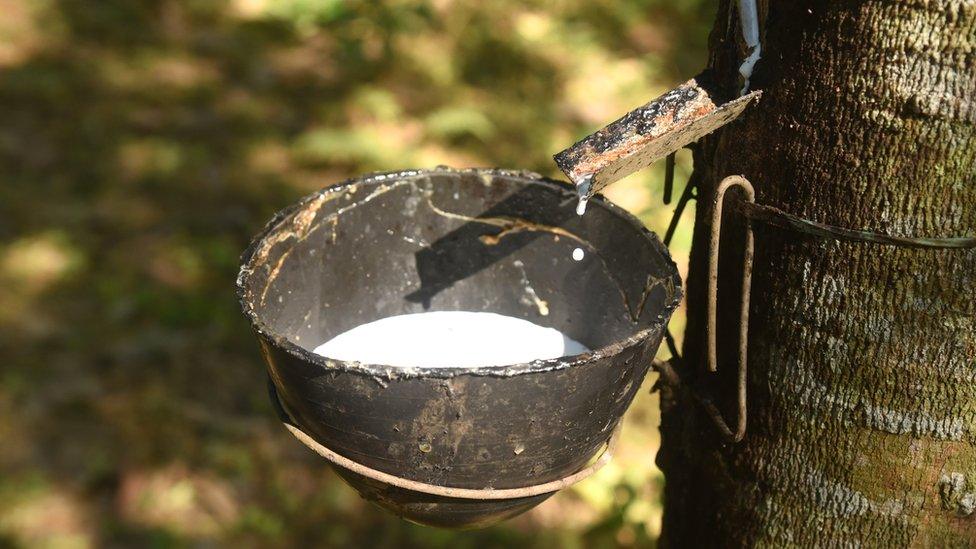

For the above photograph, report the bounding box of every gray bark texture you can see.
[659,0,976,546]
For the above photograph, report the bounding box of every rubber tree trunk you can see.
[659,0,976,546]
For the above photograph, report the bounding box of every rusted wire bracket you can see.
[652,173,752,443]
[704,176,754,442]
[695,176,974,442]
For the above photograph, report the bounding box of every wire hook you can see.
[705,175,755,442]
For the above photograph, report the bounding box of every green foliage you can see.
[0,0,707,546]
[265,0,349,28]
[425,106,496,142]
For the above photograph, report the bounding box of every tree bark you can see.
[659,0,976,546]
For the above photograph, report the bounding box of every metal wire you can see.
[663,153,676,205]
[664,328,681,361]
[663,173,697,247]
[705,176,754,442]
[739,201,976,249]
[695,175,973,443]
[272,384,621,500]
[282,422,620,500]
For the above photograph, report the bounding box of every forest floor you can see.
[0,1,708,547]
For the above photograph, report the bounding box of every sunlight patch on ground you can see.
[0,231,83,327]
[118,464,240,538]
[1,231,82,291]
[231,0,272,19]
[0,0,49,67]
[515,12,554,44]
[0,477,94,549]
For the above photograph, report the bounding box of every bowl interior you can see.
[239,169,679,365]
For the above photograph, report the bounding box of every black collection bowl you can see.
[237,168,681,529]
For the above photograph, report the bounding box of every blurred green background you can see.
[0,1,709,547]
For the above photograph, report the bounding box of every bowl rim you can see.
[236,167,682,380]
